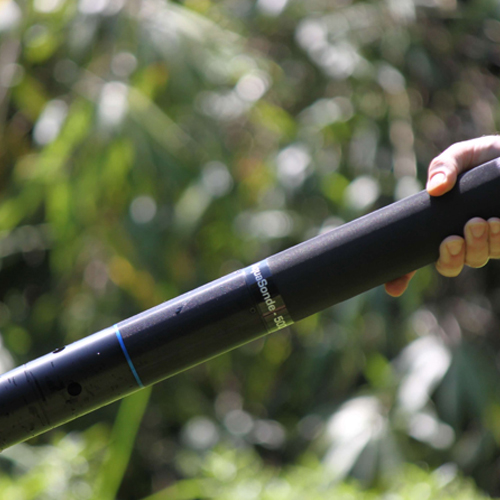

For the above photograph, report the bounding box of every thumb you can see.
[427,136,500,196]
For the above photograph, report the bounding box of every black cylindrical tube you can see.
[1,158,500,450]
[271,157,500,319]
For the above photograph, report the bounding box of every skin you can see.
[385,135,500,297]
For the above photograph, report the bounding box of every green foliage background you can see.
[2,0,500,498]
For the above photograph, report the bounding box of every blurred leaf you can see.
[94,387,152,500]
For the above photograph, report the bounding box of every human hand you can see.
[385,135,500,297]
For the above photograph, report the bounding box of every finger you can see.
[489,218,500,259]
[384,271,417,297]
[427,135,500,196]
[436,236,465,277]
[464,218,489,268]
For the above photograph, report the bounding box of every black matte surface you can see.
[2,158,500,450]
[270,158,500,320]
[0,327,139,450]
[118,270,265,385]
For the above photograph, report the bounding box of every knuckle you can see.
[437,267,462,277]
[436,261,462,277]
[428,158,448,174]
[465,258,489,268]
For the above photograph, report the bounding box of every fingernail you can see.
[470,223,486,239]
[446,239,463,256]
[491,221,500,234]
[427,172,447,192]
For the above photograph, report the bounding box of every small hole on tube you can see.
[67,382,82,396]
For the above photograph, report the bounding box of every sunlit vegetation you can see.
[2,0,500,498]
